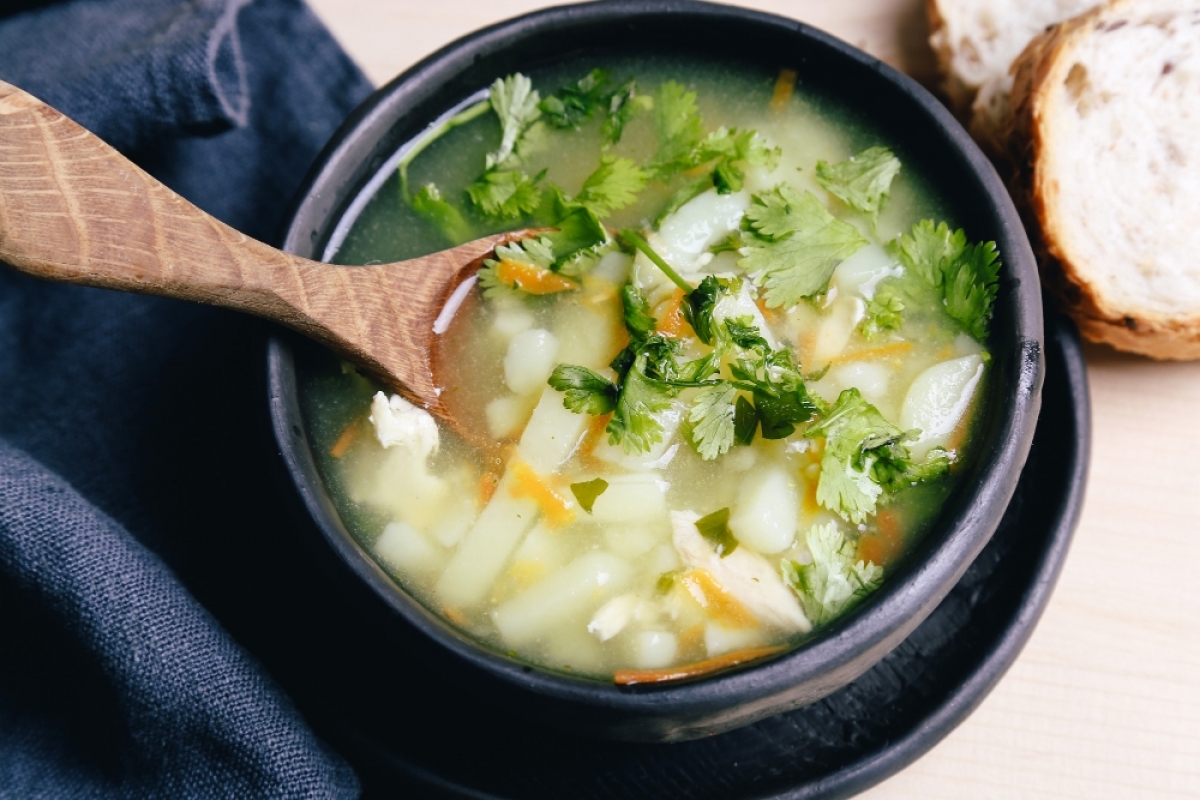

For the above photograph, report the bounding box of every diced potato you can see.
[603,523,666,558]
[831,244,902,300]
[899,354,984,459]
[728,465,800,554]
[374,521,444,578]
[590,250,633,284]
[350,447,448,528]
[553,305,619,372]
[591,474,669,524]
[714,282,778,348]
[811,296,865,367]
[490,304,535,341]
[588,593,640,641]
[704,622,768,657]
[815,362,892,415]
[656,188,751,272]
[492,552,633,646]
[435,471,539,609]
[629,631,678,669]
[485,393,535,439]
[504,328,559,396]
[517,387,590,473]
[593,401,684,471]
[428,492,478,548]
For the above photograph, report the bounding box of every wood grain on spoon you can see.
[0,79,525,420]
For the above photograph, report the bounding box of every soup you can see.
[301,57,998,682]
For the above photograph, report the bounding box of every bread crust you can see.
[926,0,976,114]
[1007,0,1200,359]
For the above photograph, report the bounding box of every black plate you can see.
[301,307,1087,799]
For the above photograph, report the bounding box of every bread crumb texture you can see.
[1009,0,1200,358]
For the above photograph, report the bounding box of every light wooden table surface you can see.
[306,1,1200,796]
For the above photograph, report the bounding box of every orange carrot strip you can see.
[496,259,578,295]
[329,418,361,458]
[614,644,789,685]
[830,340,914,366]
[508,459,575,527]
[770,68,798,111]
[442,607,468,627]
[655,288,689,338]
[479,471,500,505]
[679,570,759,629]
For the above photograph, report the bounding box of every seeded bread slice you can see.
[1008,0,1200,358]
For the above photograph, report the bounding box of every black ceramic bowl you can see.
[268,0,1043,743]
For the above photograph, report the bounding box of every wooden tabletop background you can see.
[305,1,1200,796]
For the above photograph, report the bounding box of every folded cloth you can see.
[0,0,374,796]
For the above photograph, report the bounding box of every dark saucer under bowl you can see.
[268,0,1043,743]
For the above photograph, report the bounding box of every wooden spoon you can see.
[0,80,527,422]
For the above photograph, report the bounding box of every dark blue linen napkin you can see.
[0,0,374,796]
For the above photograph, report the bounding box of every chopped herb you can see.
[548,365,618,414]
[891,220,1000,342]
[815,146,901,223]
[408,183,473,244]
[605,353,678,454]
[485,74,542,170]
[569,477,609,513]
[602,78,651,145]
[575,156,648,218]
[466,168,543,219]
[620,281,658,344]
[683,275,724,345]
[858,288,905,341]
[740,185,868,307]
[655,570,679,595]
[688,382,737,460]
[782,522,883,625]
[478,237,575,298]
[695,507,738,557]
[728,348,818,440]
[806,388,908,523]
[539,69,610,129]
[733,395,758,445]
[648,80,705,178]
[692,127,781,194]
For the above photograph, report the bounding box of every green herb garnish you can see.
[782,522,883,625]
[695,507,738,557]
[569,477,609,513]
[815,146,901,223]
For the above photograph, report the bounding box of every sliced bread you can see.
[1007,0,1200,358]
[927,0,1100,152]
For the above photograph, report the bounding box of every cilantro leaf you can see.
[485,74,541,170]
[782,522,883,625]
[548,365,618,414]
[815,146,901,222]
[728,346,817,439]
[807,388,907,523]
[620,281,658,343]
[723,315,770,354]
[733,395,758,445]
[892,220,1001,341]
[648,80,704,178]
[693,127,781,194]
[688,382,737,461]
[695,507,739,557]
[603,79,651,145]
[570,477,609,513]
[542,204,608,257]
[539,69,609,129]
[576,156,648,218]
[739,185,868,306]
[683,275,725,345]
[466,169,542,218]
[605,354,677,454]
[858,287,905,341]
[409,183,473,244]
[942,240,1001,341]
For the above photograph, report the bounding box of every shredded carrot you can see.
[655,288,689,338]
[801,476,821,517]
[679,570,758,629]
[614,644,789,685]
[478,471,500,505]
[508,459,575,527]
[858,509,902,566]
[677,623,706,660]
[770,68,798,112]
[329,417,361,458]
[442,607,468,627]
[496,259,577,295]
[754,296,782,325]
[830,340,914,366]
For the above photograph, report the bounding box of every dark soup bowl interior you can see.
[268,0,1043,743]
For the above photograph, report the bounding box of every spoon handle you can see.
[0,80,508,412]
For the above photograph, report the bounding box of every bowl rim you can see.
[269,0,1044,738]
